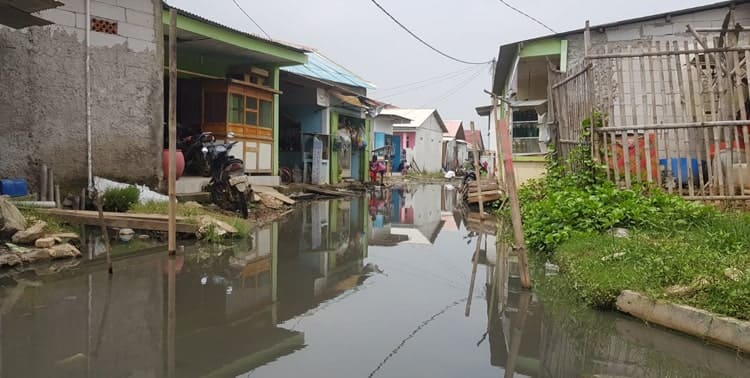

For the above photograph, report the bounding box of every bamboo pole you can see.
[491,94,505,191]
[673,41,694,196]
[465,233,483,317]
[648,42,663,185]
[167,256,176,378]
[666,43,684,192]
[639,47,653,183]
[40,165,47,201]
[496,116,531,289]
[627,47,642,182]
[656,41,674,192]
[503,291,532,378]
[470,121,485,218]
[168,9,177,255]
[615,47,632,188]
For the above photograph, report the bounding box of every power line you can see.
[231,0,271,39]
[376,66,478,93]
[377,66,484,100]
[495,0,556,34]
[421,65,487,107]
[369,0,493,65]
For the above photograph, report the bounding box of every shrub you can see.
[102,186,140,212]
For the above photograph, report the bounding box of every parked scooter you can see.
[202,133,250,218]
[180,131,215,177]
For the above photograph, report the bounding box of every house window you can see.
[511,109,541,155]
[228,92,273,128]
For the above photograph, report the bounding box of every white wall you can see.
[413,113,445,172]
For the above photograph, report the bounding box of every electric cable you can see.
[369,0,493,65]
[231,0,272,39]
[495,0,556,34]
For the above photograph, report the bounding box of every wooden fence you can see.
[551,27,750,200]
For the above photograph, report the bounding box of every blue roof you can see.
[282,52,375,90]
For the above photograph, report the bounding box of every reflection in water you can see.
[0,185,746,377]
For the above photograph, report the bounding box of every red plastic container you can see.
[162,149,185,179]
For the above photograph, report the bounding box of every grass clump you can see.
[129,201,249,238]
[555,215,750,319]
[102,186,140,212]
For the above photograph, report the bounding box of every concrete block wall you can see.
[0,0,163,190]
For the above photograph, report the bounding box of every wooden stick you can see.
[469,121,485,218]
[627,47,643,182]
[168,9,177,255]
[496,115,531,288]
[638,47,653,183]
[672,41,692,194]
[647,42,662,185]
[503,291,532,378]
[666,43,684,192]
[615,47,631,188]
[167,256,176,378]
[684,41,703,195]
[95,192,112,274]
[47,168,54,206]
[465,233,483,317]
[655,41,673,192]
[40,165,47,202]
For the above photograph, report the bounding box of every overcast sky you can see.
[172,0,718,135]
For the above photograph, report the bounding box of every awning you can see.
[331,91,365,109]
[0,0,63,29]
[510,99,548,108]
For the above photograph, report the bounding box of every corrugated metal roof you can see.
[381,108,448,132]
[163,1,309,54]
[282,51,375,89]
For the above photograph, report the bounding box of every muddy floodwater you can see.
[0,185,748,377]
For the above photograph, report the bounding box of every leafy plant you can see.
[102,186,140,213]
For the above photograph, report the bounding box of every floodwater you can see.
[0,184,748,378]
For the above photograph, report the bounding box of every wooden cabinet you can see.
[201,79,277,174]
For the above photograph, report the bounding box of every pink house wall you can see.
[394,131,416,150]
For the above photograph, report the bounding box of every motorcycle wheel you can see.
[234,189,248,218]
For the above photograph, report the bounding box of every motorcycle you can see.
[202,133,250,218]
[180,131,215,177]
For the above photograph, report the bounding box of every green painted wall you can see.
[330,112,340,184]
[163,12,307,65]
[560,40,569,72]
[519,39,562,58]
[273,67,280,175]
[362,118,372,179]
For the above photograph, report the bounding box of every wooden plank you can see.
[253,186,296,205]
[551,63,592,89]
[585,46,750,59]
[43,210,198,233]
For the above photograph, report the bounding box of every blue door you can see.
[392,135,402,170]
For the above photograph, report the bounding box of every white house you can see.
[380,108,448,173]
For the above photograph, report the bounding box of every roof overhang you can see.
[163,5,308,68]
[476,105,493,117]
[0,0,62,29]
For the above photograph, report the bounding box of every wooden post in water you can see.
[470,121,485,218]
[167,9,177,255]
[496,105,532,289]
[465,233,483,317]
[167,256,176,378]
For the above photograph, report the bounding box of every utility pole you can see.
[486,90,532,289]
[168,8,177,255]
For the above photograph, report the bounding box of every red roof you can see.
[464,130,485,151]
[443,120,463,138]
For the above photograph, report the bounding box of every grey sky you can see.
[172,0,719,133]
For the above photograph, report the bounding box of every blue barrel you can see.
[658,158,702,186]
[0,179,29,197]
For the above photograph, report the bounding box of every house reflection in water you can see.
[368,185,447,246]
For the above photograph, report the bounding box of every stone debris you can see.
[48,243,82,259]
[258,193,284,210]
[0,197,27,238]
[34,237,56,248]
[11,220,47,244]
[0,252,22,267]
[724,267,744,282]
[665,277,711,297]
[601,252,627,262]
[118,228,135,242]
[196,216,238,239]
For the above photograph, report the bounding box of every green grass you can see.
[554,214,750,320]
[130,201,250,237]
[19,208,78,234]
